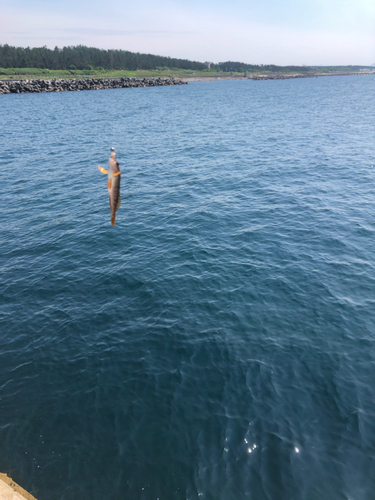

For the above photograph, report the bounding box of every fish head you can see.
[108,156,120,174]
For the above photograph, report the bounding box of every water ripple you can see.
[1,76,375,500]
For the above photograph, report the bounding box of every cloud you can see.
[63,28,199,36]
[1,1,374,65]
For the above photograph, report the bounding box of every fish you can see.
[98,147,121,226]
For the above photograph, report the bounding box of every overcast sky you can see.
[1,0,375,65]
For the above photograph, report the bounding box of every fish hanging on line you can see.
[98,147,121,226]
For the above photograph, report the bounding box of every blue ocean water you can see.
[1,75,375,500]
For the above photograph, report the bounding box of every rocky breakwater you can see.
[0,76,187,94]
[248,71,375,81]
[249,74,312,81]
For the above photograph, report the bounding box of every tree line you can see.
[217,61,313,73]
[217,61,371,73]
[0,45,369,73]
[0,44,209,71]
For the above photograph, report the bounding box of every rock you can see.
[0,77,187,95]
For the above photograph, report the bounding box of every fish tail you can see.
[111,212,116,226]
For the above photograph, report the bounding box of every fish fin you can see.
[107,179,112,189]
[116,195,121,211]
[98,166,108,174]
[111,213,116,226]
[113,171,121,177]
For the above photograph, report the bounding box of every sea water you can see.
[1,76,375,500]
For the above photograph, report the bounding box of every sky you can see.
[1,0,375,66]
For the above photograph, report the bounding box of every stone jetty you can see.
[0,77,187,94]
[248,72,374,81]
[249,74,311,81]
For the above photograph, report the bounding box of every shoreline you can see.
[181,71,375,82]
[0,71,374,94]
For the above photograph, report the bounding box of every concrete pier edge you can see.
[0,474,37,500]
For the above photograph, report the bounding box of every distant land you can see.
[1,44,374,74]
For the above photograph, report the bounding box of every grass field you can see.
[0,66,373,81]
[0,67,231,80]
